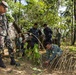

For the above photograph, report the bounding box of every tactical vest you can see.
[29,28,39,42]
[30,28,39,37]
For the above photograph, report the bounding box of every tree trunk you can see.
[14,0,17,22]
[14,0,17,3]
[71,0,74,45]
[71,0,76,45]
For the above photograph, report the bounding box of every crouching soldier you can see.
[44,42,63,66]
[0,1,17,68]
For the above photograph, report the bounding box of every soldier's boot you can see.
[22,52,25,57]
[10,57,20,66]
[10,57,16,65]
[22,50,25,57]
[0,54,6,68]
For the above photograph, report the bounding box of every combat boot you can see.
[10,57,16,65]
[0,54,6,68]
[10,57,20,66]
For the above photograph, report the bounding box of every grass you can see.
[61,42,76,52]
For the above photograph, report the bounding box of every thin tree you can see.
[71,0,76,45]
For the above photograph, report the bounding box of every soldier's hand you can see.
[45,60,50,64]
[29,35,33,39]
[43,60,50,67]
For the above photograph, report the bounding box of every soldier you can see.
[43,24,53,44]
[44,42,63,66]
[0,1,16,68]
[28,23,42,49]
[56,29,61,47]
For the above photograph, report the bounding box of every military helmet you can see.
[1,1,8,8]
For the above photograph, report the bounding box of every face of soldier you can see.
[46,44,52,50]
[34,25,38,29]
[0,5,8,14]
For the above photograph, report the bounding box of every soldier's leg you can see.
[9,48,20,66]
[0,54,6,68]
[5,36,16,65]
[21,43,25,57]
[5,36,20,66]
[8,47,16,65]
[10,54,16,65]
[0,36,6,68]
[22,49,25,57]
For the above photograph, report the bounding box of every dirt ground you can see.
[0,57,76,75]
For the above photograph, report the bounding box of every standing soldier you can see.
[0,1,16,68]
[43,24,53,44]
[28,23,42,49]
[56,29,61,47]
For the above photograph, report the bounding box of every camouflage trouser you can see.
[0,15,16,66]
[0,26,7,49]
[0,14,7,49]
[0,36,4,48]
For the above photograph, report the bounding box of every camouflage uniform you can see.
[0,1,16,68]
[0,14,7,50]
[46,45,63,62]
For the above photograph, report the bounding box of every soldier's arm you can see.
[45,50,57,64]
[49,53,57,62]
